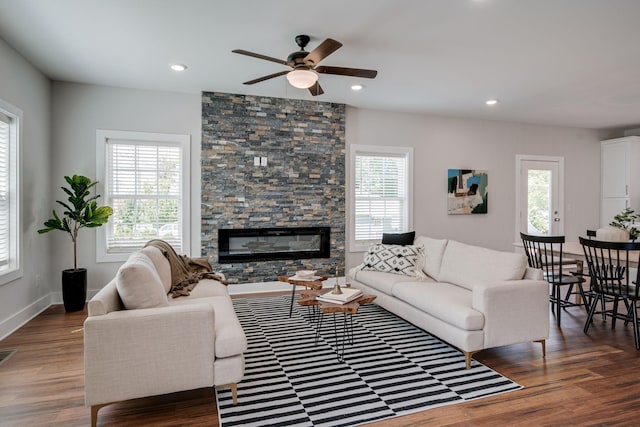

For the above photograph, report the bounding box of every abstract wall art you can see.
[447,169,488,214]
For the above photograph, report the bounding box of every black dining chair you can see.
[521,233,588,327]
[579,237,640,350]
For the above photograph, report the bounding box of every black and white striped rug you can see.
[216,295,522,426]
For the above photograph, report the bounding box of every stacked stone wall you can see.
[201,92,345,283]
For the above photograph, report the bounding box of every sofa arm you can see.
[472,280,549,348]
[84,303,215,407]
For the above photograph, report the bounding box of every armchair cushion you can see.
[116,251,169,310]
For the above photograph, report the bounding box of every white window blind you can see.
[97,130,190,262]
[106,140,183,253]
[351,145,412,251]
[0,112,11,269]
[0,101,22,285]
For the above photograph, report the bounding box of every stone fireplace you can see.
[201,92,345,284]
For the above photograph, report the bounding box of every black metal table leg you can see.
[289,285,296,317]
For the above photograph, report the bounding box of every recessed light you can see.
[351,84,364,91]
[485,98,499,105]
[170,64,187,72]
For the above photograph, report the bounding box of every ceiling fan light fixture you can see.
[351,84,364,91]
[287,69,318,89]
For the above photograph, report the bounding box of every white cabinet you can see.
[600,136,640,227]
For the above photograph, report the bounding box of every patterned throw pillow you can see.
[362,244,426,278]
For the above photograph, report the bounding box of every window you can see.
[96,130,190,262]
[0,100,22,285]
[349,145,413,252]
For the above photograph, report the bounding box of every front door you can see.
[516,155,564,237]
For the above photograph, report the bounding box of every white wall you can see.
[0,67,608,329]
[345,107,602,270]
[50,82,202,301]
[0,38,52,339]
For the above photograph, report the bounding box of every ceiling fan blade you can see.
[232,49,288,66]
[304,38,343,66]
[315,66,378,78]
[243,70,290,85]
[309,82,324,96]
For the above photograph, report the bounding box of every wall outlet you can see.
[260,156,268,167]
[254,156,260,166]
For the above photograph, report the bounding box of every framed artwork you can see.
[447,169,488,214]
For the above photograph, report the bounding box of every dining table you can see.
[561,240,640,269]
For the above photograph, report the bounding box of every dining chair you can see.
[520,233,588,327]
[579,237,640,350]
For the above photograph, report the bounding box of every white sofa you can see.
[84,246,247,427]
[348,236,549,369]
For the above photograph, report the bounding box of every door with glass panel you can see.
[517,156,564,236]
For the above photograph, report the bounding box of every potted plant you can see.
[38,175,113,312]
[609,207,640,240]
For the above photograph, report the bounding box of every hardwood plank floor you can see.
[1,298,640,426]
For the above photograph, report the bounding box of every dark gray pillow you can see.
[381,231,415,246]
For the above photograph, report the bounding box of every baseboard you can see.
[50,289,100,305]
[1,280,346,340]
[227,276,343,295]
[0,294,52,341]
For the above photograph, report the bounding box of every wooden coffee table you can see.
[298,289,376,361]
[278,275,328,317]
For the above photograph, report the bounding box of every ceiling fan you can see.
[232,35,377,96]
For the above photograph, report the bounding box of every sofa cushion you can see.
[414,236,448,280]
[140,246,172,294]
[169,278,229,299]
[438,240,527,290]
[362,244,426,279]
[392,281,484,331]
[116,252,169,309]
[351,268,433,296]
[382,231,415,245]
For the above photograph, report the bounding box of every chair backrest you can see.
[520,233,566,278]
[579,237,640,298]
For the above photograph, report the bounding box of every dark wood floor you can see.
[1,296,640,426]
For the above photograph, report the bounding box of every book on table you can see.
[316,287,362,304]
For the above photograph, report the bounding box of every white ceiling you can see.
[0,0,639,130]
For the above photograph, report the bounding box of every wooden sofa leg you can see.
[464,351,475,369]
[91,403,108,427]
[217,383,238,405]
[535,339,546,358]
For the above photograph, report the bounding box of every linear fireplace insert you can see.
[218,226,331,263]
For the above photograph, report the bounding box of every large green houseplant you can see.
[38,175,113,311]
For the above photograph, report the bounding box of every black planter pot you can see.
[62,268,87,312]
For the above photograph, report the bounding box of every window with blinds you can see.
[0,102,22,285]
[0,113,10,269]
[350,145,413,251]
[96,130,190,261]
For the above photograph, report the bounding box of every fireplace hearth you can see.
[218,227,331,263]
